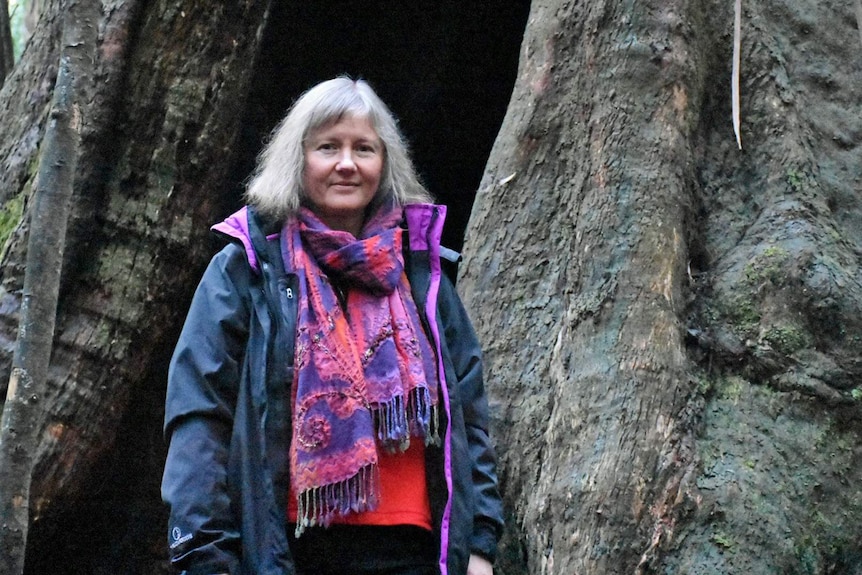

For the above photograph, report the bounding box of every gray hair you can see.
[245,77,432,221]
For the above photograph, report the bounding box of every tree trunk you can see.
[0,0,271,570]
[0,0,96,569]
[460,0,862,574]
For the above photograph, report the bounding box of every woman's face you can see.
[303,115,384,235]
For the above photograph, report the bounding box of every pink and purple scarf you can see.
[286,206,440,535]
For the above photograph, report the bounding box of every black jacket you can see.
[162,205,503,575]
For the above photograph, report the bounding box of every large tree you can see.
[0,0,860,574]
[460,0,862,574]
[0,0,273,572]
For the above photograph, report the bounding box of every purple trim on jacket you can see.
[404,203,453,575]
[211,206,278,273]
[211,206,255,269]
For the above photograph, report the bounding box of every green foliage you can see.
[786,169,805,194]
[744,245,790,286]
[715,375,746,401]
[9,0,29,61]
[761,324,809,355]
[715,292,761,336]
[694,375,713,395]
[712,531,735,550]
[0,193,25,255]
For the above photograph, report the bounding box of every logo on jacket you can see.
[170,526,193,549]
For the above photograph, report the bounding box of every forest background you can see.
[1,1,861,574]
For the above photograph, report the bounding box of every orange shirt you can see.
[288,439,432,530]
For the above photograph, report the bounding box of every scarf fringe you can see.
[293,392,442,539]
[294,463,380,538]
[373,387,441,450]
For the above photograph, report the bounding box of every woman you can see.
[161,77,503,575]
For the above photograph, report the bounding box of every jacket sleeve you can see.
[161,244,251,575]
[438,275,505,562]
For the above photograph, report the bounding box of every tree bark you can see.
[460,0,862,573]
[461,1,702,571]
[0,0,95,571]
[0,0,271,569]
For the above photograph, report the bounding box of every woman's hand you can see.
[467,554,493,575]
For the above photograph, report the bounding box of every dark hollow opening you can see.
[231,1,531,251]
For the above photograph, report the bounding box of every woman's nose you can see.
[336,151,356,171]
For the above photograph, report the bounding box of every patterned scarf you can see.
[285,205,440,535]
